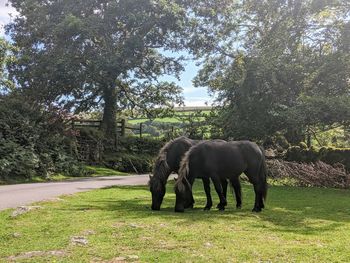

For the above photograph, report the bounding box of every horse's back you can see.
[188,140,263,176]
[166,137,197,172]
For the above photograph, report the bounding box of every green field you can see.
[1,181,349,262]
[128,110,211,125]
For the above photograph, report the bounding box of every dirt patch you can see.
[7,250,66,261]
[94,255,140,263]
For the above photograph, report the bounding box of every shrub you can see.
[319,147,350,171]
[103,152,153,174]
[100,136,165,173]
[117,136,165,156]
[285,145,350,171]
[0,94,83,180]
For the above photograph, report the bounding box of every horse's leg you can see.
[252,183,264,212]
[216,179,228,209]
[202,177,213,211]
[230,176,242,209]
[245,169,264,213]
[211,176,227,211]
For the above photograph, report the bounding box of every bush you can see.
[0,94,84,180]
[103,152,153,174]
[286,145,350,171]
[319,147,350,171]
[117,137,165,156]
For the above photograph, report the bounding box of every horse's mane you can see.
[175,147,192,193]
[149,139,175,191]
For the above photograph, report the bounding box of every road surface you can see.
[0,175,152,211]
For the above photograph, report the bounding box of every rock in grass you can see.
[13,232,22,238]
[11,206,42,218]
[127,255,139,260]
[70,236,88,246]
[109,256,126,262]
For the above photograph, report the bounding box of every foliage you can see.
[117,136,164,156]
[0,94,83,180]
[5,0,211,139]
[267,159,350,189]
[286,146,350,171]
[101,136,165,173]
[191,0,350,141]
[1,182,350,262]
[103,152,153,174]
[0,38,16,92]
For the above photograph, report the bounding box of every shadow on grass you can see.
[61,183,350,235]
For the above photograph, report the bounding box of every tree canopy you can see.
[6,0,204,138]
[192,0,350,142]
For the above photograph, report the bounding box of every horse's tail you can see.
[259,150,268,201]
[175,150,191,193]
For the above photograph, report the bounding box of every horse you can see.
[174,140,268,213]
[149,136,234,211]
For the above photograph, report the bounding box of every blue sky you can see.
[0,1,212,106]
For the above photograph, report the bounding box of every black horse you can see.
[149,137,233,210]
[174,140,267,213]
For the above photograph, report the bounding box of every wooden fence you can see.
[72,119,144,138]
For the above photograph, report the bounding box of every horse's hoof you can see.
[236,205,242,209]
[203,206,211,211]
[252,207,262,213]
[217,205,225,211]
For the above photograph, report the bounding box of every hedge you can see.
[286,146,350,171]
[101,137,166,173]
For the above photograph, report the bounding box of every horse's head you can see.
[149,175,166,211]
[174,177,194,212]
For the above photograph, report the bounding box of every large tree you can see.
[192,0,350,141]
[6,0,201,139]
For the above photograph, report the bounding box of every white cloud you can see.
[0,1,17,36]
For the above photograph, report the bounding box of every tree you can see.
[0,38,15,92]
[192,0,350,142]
[6,0,199,140]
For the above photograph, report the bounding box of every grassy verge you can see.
[0,166,127,185]
[0,182,349,262]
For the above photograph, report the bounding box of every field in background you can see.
[128,109,211,125]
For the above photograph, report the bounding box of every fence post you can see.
[139,123,143,138]
[121,119,126,137]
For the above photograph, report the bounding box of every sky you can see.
[0,1,213,107]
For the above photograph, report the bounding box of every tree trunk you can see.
[101,87,117,142]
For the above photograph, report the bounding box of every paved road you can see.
[0,175,151,211]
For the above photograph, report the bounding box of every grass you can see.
[0,166,127,185]
[128,110,211,124]
[85,166,127,177]
[0,181,349,262]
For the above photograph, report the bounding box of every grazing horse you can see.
[149,137,232,210]
[174,140,267,213]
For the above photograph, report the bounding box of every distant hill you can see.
[173,106,212,112]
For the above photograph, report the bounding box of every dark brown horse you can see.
[174,140,267,212]
[149,137,233,210]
